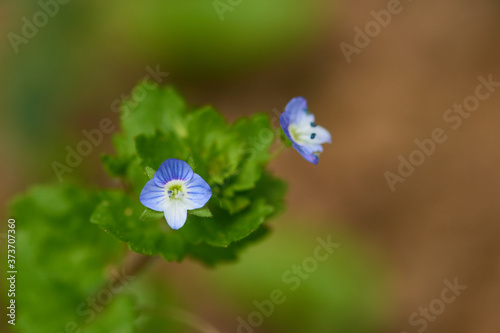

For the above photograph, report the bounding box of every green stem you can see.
[79,252,155,331]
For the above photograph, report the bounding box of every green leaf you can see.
[91,172,286,264]
[177,172,287,247]
[120,83,187,154]
[145,166,156,179]
[135,131,189,171]
[187,155,196,171]
[219,113,275,195]
[231,113,275,163]
[188,226,270,267]
[101,154,132,177]
[219,195,251,214]
[140,207,164,222]
[184,106,240,185]
[185,199,274,247]
[101,84,189,190]
[91,190,181,258]
[188,207,213,218]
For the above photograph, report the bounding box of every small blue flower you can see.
[280,97,332,164]
[140,158,212,230]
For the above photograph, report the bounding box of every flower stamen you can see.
[166,182,185,199]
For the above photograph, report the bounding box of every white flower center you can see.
[165,180,186,200]
[289,123,317,145]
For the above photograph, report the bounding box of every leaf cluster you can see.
[95,82,287,265]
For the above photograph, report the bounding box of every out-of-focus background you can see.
[2,0,500,332]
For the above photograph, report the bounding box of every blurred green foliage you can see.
[101,0,324,75]
[204,224,392,332]
[8,184,127,332]
[7,182,190,332]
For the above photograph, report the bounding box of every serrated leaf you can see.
[135,131,189,171]
[140,207,164,221]
[220,195,251,214]
[220,113,275,194]
[184,106,240,184]
[121,83,187,145]
[101,154,132,177]
[177,172,286,247]
[91,190,182,258]
[187,155,196,170]
[102,84,189,187]
[188,226,270,267]
[188,207,213,218]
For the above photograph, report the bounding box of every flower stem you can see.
[79,252,155,330]
[124,251,156,277]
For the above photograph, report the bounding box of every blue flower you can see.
[280,97,332,164]
[140,158,212,230]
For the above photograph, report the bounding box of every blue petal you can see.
[292,143,319,165]
[285,97,313,125]
[164,199,188,230]
[184,173,212,209]
[140,179,167,211]
[280,97,314,144]
[154,158,193,186]
[285,97,307,117]
[280,111,293,143]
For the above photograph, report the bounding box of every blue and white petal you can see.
[184,173,212,209]
[310,125,331,144]
[140,178,168,211]
[280,97,331,164]
[290,122,331,146]
[293,143,320,165]
[154,158,193,186]
[164,199,189,230]
[284,97,311,124]
[280,97,312,142]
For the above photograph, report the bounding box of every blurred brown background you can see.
[2,0,500,332]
